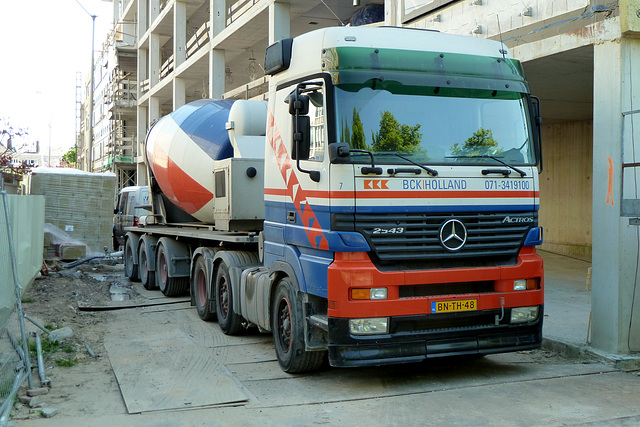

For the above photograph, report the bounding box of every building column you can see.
[149,0,160,26]
[384,0,402,26]
[137,48,148,99]
[136,105,148,186]
[209,49,225,99]
[149,97,161,126]
[269,2,290,44]
[150,33,161,88]
[591,34,640,354]
[210,0,225,38]
[174,78,186,110]
[174,1,187,69]
[137,0,148,39]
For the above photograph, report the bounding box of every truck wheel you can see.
[272,278,325,373]
[124,239,139,282]
[139,244,156,290]
[215,262,242,335]
[156,244,188,297]
[193,257,215,321]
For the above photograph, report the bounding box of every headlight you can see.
[514,279,527,291]
[510,306,539,324]
[349,317,389,335]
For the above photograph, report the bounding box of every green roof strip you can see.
[322,47,526,83]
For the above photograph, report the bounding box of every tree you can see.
[450,127,502,157]
[351,108,367,150]
[61,147,77,167]
[0,118,31,182]
[371,110,422,154]
[340,108,367,150]
[340,118,351,145]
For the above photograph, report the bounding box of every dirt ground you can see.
[9,259,134,422]
[7,257,640,426]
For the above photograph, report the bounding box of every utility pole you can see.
[89,14,96,172]
[76,0,96,172]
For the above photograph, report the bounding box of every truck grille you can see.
[332,211,536,270]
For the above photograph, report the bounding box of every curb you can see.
[542,338,640,370]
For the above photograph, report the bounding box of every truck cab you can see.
[262,26,543,369]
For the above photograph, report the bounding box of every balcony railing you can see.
[227,0,258,26]
[160,55,174,79]
[222,76,268,101]
[186,21,210,59]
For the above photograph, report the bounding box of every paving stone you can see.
[41,408,59,418]
[26,387,49,397]
[28,396,44,408]
[49,327,74,343]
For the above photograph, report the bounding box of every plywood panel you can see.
[539,120,593,260]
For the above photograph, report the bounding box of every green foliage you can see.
[341,119,351,145]
[341,108,368,150]
[351,108,367,150]
[61,147,76,167]
[26,335,61,362]
[450,128,502,157]
[371,111,422,154]
[55,358,75,367]
[21,297,35,303]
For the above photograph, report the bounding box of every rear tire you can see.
[193,257,215,321]
[272,278,325,373]
[139,244,156,290]
[215,262,242,335]
[124,238,139,282]
[156,244,188,296]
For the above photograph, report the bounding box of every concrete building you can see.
[82,0,640,357]
[77,5,139,192]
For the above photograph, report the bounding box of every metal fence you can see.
[0,190,32,425]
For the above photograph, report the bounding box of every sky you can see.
[0,0,114,154]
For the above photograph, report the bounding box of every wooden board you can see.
[104,308,249,413]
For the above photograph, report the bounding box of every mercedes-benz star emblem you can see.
[439,219,467,251]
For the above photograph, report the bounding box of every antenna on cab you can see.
[496,15,507,60]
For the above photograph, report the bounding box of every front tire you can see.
[272,278,325,373]
[193,257,215,321]
[215,262,242,335]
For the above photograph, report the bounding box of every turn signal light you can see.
[351,288,388,300]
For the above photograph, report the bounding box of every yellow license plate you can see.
[431,299,477,314]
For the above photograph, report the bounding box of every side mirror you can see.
[329,142,351,163]
[292,115,311,160]
[531,96,543,174]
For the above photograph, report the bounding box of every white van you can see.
[113,186,149,250]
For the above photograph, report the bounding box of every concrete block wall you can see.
[26,168,117,255]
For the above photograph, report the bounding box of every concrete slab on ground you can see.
[104,308,250,413]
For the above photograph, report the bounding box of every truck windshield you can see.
[334,84,536,166]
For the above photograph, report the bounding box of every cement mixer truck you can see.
[124,26,544,373]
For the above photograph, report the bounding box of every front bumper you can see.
[327,306,543,367]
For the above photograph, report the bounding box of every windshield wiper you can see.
[389,153,438,176]
[448,155,526,177]
[349,149,438,176]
